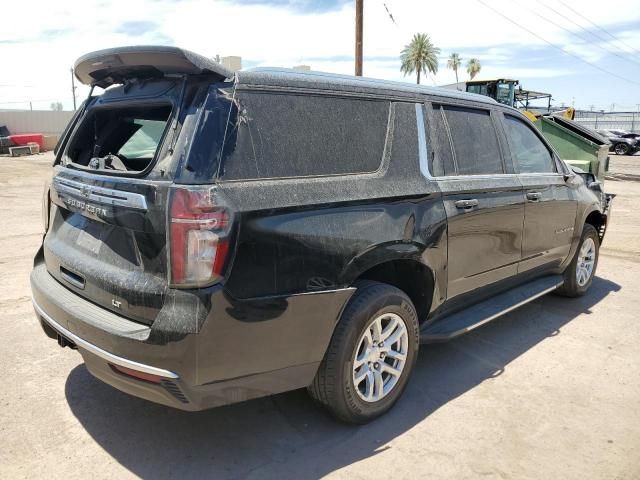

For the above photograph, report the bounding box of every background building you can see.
[221,56,242,72]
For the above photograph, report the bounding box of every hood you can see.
[74,45,234,88]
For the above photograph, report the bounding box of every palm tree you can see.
[400,33,440,84]
[467,58,481,80]
[447,53,462,84]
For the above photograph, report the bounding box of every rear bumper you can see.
[31,262,354,411]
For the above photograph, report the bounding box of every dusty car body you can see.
[31,46,612,423]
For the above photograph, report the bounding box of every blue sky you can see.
[1,0,639,111]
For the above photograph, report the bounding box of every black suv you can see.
[31,46,612,423]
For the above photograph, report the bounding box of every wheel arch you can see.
[584,207,607,244]
[346,255,436,323]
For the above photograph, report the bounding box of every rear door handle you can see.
[526,192,542,201]
[454,199,479,209]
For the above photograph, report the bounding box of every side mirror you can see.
[588,180,602,190]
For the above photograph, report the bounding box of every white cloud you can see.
[0,0,639,111]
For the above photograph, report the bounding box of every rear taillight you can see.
[169,187,232,287]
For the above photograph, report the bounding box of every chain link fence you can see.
[573,111,640,133]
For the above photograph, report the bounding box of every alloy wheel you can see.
[352,312,409,403]
[576,237,596,287]
[614,144,628,155]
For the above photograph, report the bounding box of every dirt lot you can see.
[1,153,639,480]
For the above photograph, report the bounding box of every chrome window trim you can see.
[415,103,430,178]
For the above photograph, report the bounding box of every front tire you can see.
[557,224,599,297]
[308,282,419,424]
[614,143,629,155]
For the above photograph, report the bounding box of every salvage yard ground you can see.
[0,152,639,479]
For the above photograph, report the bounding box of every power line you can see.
[474,0,640,87]
[534,0,639,62]
[525,0,640,67]
[382,2,397,26]
[556,0,640,56]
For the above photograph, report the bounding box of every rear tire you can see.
[308,282,419,424]
[557,224,599,297]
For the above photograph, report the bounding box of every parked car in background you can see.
[31,46,613,424]
[596,129,640,155]
[602,128,640,140]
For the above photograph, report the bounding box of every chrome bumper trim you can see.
[32,299,179,379]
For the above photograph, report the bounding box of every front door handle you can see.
[454,199,479,209]
[526,192,542,201]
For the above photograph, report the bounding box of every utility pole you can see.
[355,0,363,76]
[70,68,77,110]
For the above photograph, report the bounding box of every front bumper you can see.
[31,261,354,411]
[600,193,615,244]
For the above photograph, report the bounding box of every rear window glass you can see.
[431,104,503,176]
[219,92,389,180]
[65,104,171,172]
[444,105,503,175]
[391,102,420,168]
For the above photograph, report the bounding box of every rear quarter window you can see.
[219,92,390,180]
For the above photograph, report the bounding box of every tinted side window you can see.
[220,92,389,180]
[391,102,419,169]
[441,105,503,175]
[504,115,555,173]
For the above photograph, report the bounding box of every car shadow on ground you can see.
[65,277,620,480]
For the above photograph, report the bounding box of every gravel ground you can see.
[0,153,639,480]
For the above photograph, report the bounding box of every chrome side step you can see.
[420,275,564,343]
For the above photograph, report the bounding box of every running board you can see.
[420,275,564,343]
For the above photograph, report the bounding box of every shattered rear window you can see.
[64,104,172,173]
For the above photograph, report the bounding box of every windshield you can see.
[118,119,166,159]
[495,82,515,106]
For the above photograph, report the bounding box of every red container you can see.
[9,134,44,150]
